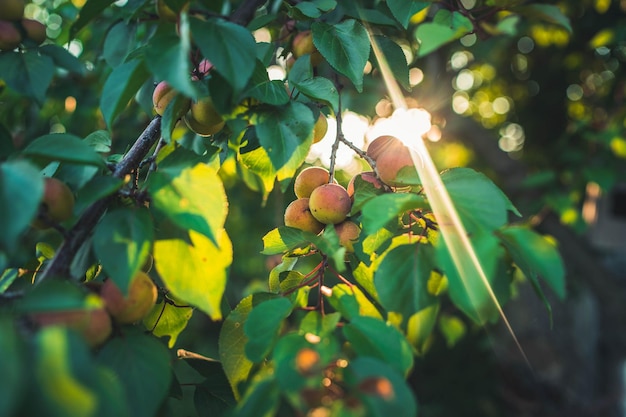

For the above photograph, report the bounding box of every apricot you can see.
[291,30,323,65]
[101,272,158,324]
[192,58,213,80]
[284,198,324,234]
[184,97,225,136]
[0,20,21,51]
[366,135,418,186]
[33,178,75,229]
[0,0,24,21]
[313,114,328,144]
[30,307,112,348]
[294,166,331,199]
[334,220,361,253]
[309,183,351,224]
[346,171,384,199]
[152,80,191,117]
[21,18,46,44]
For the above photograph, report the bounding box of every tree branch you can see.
[37,116,162,283]
[230,0,267,26]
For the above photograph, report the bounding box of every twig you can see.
[328,78,343,182]
[230,0,267,26]
[37,117,162,283]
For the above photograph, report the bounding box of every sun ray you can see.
[366,27,532,368]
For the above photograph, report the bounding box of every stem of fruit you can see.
[37,116,163,283]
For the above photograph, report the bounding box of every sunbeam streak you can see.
[367,29,532,368]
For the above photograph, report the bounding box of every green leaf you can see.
[361,192,428,234]
[233,374,280,417]
[194,376,235,417]
[350,174,386,215]
[438,314,466,348]
[145,18,201,99]
[244,297,293,362]
[498,226,566,299]
[327,284,382,321]
[345,357,418,417]
[415,10,473,57]
[246,79,291,106]
[101,59,150,128]
[375,243,437,321]
[39,45,86,75]
[343,316,414,377]
[149,163,228,245]
[218,293,281,400]
[83,130,112,153]
[312,20,371,92]
[70,0,116,37]
[436,231,504,324]
[161,93,191,143]
[154,229,232,320]
[512,4,572,33]
[97,332,171,417]
[103,21,135,68]
[256,101,315,170]
[371,35,411,91]
[387,0,430,28]
[406,303,439,354]
[441,167,520,234]
[292,77,339,112]
[0,50,55,104]
[93,208,153,294]
[190,17,257,92]
[23,134,106,167]
[299,311,341,337]
[0,160,43,250]
[0,317,25,417]
[73,176,123,215]
[143,298,193,348]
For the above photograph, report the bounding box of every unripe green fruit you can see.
[312,114,328,144]
[30,307,113,348]
[309,183,351,225]
[0,0,25,21]
[284,198,324,234]
[184,97,225,136]
[294,166,331,199]
[334,220,361,253]
[21,18,46,44]
[101,272,158,324]
[33,178,75,229]
[0,20,21,50]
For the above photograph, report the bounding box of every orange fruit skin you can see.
[101,272,158,324]
[21,18,46,44]
[294,166,331,199]
[0,20,21,50]
[309,183,351,225]
[30,307,112,347]
[0,0,25,21]
[334,220,361,252]
[284,198,325,234]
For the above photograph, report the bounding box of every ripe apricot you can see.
[312,114,328,144]
[366,135,418,186]
[294,166,331,199]
[101,272,158,324]
[292,30,323,65]
[0,20,21,50]
[30,307,112,348]
[284,198,324,234]
[184,97,225,136]
[21,18,46,44]
[309,183,351,224]
[0,0,25,21]
[33,177,75,229]
[334,220,361,252]
[346,171,384,199]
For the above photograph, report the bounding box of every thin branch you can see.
[230,0,267,26]
[37,117,162,283]
[328,79,343,182]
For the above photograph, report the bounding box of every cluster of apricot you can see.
[0,0,47,51]
[29,272,158,348]
[152,59,225,136]
[284,166,361,252]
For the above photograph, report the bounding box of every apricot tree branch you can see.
[230,0,267,26]
[37,116,163,283]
